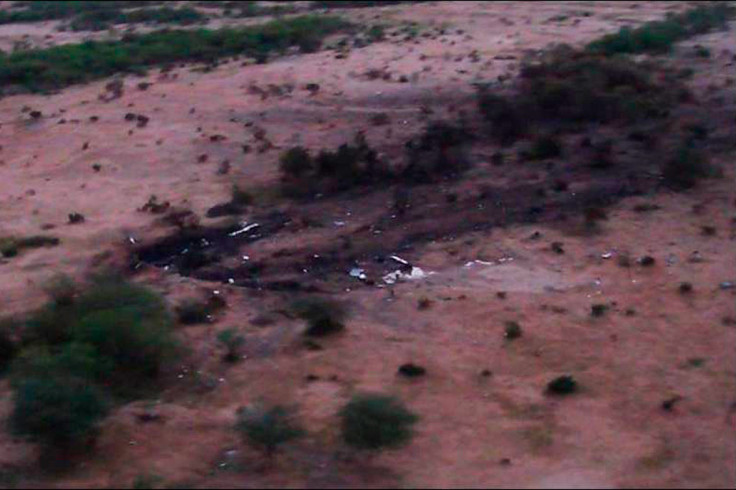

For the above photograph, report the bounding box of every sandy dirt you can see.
[0,1,734,489]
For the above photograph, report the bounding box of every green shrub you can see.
[216,328,245,362]
[291,297,347,337]
[72,306,174,385]
[21,276,174,395]
[10,343,113,386]
[0,15,350,92]
[10,374,109,448]
[0,235,60,258]
[236,405,304,458]
[586,3,734,56]
[340,394,418,451]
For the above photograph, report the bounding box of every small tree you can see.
[339,394,418,451]
[236,405,304,459]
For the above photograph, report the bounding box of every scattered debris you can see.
[229,223,259,237]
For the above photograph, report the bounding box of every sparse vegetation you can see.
[478,43,685,144]
[0,15,350,93]
[236,405,304,458]
[279,122,470,195]
[69,7,205,32]
[0,1,159,25]
[586,3,735,56]
[340,394,418,451]
[0,235,60,258]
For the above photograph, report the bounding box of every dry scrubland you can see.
[0,1,735,488]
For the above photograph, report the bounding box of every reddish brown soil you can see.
[0,2,734,489]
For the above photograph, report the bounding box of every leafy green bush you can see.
[0,15,350,92]
[10,343,113,386]
[236,405,304,458]
[8,275,175,458]
[10,374,109,448]
[340,394,418,451]
[587,3,735,56]
[20,275,174,395]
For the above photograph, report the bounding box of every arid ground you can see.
[0,1,734,488]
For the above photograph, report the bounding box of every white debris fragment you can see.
[720,281,735,290]
[228,278,235,284]
[382,266,432,284]
[601,252,613,259]
[349,268,367,280]
[390,255,410,266]
[334,221,346,227]
[128,236,137,244]
[229,223,259,237]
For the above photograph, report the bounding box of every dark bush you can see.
[10,374,109,448]
[403,121,472,181]
[291,297,347,337]
[217,328,245,363]
[546,375,577,395]
[340,394,418,451]
[0,235,60,258]
[504,321,522,340]
[0,324,16,374]
[236,405,304,458]
[279,146,313,179]
[477,91,527,145]
[662,143,715,190]
[176,299,211,325]
[21,276,174,395]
